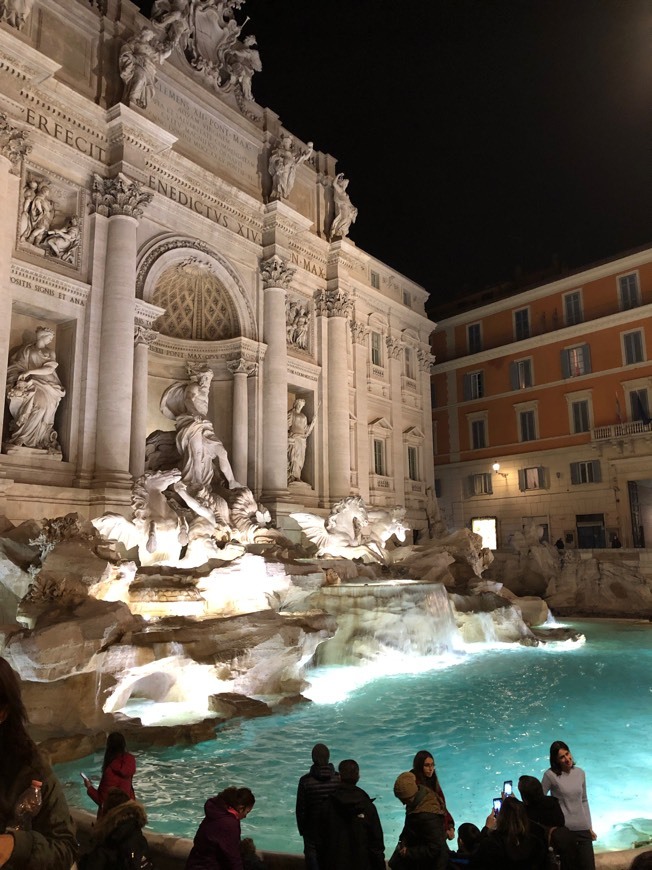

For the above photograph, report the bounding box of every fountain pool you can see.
[56,618,652,855]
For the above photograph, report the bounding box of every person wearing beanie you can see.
[295,743,339,870]
[316,759,385,870]
[78,787,154,869]
[389,771,449,870]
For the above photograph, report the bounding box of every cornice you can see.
[0,29,61,86]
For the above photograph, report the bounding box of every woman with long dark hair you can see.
[470,795,546,869]
[83,731,136,818]
[542,740,596,870]
[186,785,256,869]
[411,750,455,839]
[0,656,77,868]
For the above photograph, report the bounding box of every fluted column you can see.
[130,326,158,480]
[227,358,257,486]
[387,336,404,494]
[351,321,370,500]
[91,173,153,487]
[261,256,294,496]
[418,347,437,491]
[0,116,31,441]
[318,288,352,499]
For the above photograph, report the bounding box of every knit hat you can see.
[393,771,418,802]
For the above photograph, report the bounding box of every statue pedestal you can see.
[2,443,62,461]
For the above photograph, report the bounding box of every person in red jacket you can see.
[83,732,136,818]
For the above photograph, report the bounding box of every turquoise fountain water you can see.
[56,618,652,855]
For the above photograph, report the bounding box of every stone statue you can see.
[119,28,173,110]
[5,326,66,454]
[43,215,80,263]
[329,172,357,241]
[287,398,317,484]
[160,363,241,495]
[269,135,313,201]
[286,301,309,350]
[19,178,55,246]
[223,34,261,102]
[0,0,35,30]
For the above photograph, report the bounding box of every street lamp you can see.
[492,461,509,480]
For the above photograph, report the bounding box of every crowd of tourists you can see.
[1,653,651,870]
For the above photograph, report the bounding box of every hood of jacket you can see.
[330,784,372,818]
[92,800,147,842]
[203,796,239,825]
[310,762,337,782]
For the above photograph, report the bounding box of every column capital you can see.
[90,172,153,218]
[417,348,436,371]
[260,255,295,289]
[0,113,31,175]
[134,325,159,347]
[386,336,402,360]
[316,288,353,318]
[350,321,369,346]
[227,358,257,377]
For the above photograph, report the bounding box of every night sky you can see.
[137,0,652,307]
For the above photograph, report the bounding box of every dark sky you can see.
[138,0,652,306]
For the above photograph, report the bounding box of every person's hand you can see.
[485,812,497,830]
[0,834,15,866]
[590,829,597,841]
[446,826,455,840]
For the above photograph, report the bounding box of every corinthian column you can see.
[261,256,294,496]
[318,288,352,499]
[227,358,257,486]
[387,336,404,492]
[0,116,31,440]
[130,326,158,479]
[90,173,153,487]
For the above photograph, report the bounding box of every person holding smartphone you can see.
[471,795,547,869]
[84,732,136,819]
[542,741,596,870]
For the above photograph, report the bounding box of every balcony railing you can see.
[593,420,652,441]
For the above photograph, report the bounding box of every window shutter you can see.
[538,466,548,489]
[591,460,601,483]
[570,462,580,485]
[518,469,526,491]
[561,350,570,379]
[463,374,471,401]
[509,362,518,390]
[582,343,592,373]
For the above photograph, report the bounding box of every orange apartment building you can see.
[430,246,652,550]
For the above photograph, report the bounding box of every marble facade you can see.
[0,0,435,536]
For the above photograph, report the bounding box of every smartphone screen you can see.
[503,780,513,796]
[493,797,502,815]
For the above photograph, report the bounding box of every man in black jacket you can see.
[296,743,339,870]
[317,758,385,870]
[518,775,579,870]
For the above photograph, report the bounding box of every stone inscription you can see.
[148,82,260,193]
[289,251,325,279]
[24,109,106,162]
[147,176,261,243]
[10,270,87,306]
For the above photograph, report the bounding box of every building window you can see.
[561,344,591,378]
[510,358,533,390]
[570,460,601,484]
[467,322,482,354]
[619,273,640,310]
[371,331,383,366]
[564,291,583,326]
[469,473,493,495]
[373,438,386,475]
[514,308,530,341]
[623,330,644,365]
[571,399,590,433]
[519,409,537,441]
[434,478,442,498]
[471,418,487,449]
[407,445,419,480]
[430,382,437,408]
[518,466,545,490]
[404,347,416,379]
[370,270,380,289]
[402,289,411,307]
[463,370,484,400]
[630,388,651,423]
